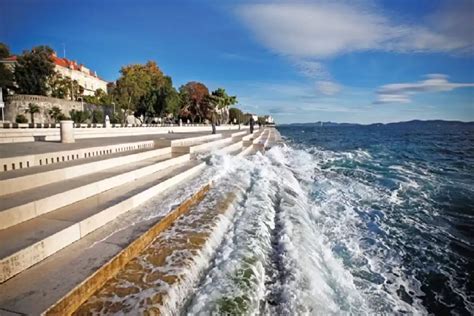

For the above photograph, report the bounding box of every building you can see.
[1,52,108,96]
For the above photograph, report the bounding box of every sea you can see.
[186,121,473,315]
[264,121,474,315]
[86,121,474,315]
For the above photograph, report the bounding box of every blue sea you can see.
[275,121,474,315]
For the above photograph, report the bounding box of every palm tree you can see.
[25,103,40,124]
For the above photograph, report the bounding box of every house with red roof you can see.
[2,52,108,96]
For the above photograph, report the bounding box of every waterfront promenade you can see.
[0,125,280,315]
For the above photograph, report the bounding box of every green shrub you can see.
[15,114,28,123]
[69,109,91,123]
[92,110,104,124]
[48,106,66,123]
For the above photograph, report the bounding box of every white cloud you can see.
[316,81,342,95]
[237,1,473,58]
[292,60,329,79]
[237,1,473,100]
[374,74,474,104]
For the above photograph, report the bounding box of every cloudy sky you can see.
[1,0,473,123]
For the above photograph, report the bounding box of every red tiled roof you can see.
[2,54,105,80]
[2,56,17,62]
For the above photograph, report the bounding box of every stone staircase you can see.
[0,128,277,315]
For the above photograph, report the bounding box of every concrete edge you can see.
[42,181,212,316]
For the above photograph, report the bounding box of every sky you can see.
[1,0,473,124]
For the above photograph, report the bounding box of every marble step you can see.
[0,160,204,283]
[0,153,190,229]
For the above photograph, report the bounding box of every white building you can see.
[2,52,108,96]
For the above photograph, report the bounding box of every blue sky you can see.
[1,0,473,123]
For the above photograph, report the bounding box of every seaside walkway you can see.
[0,126,280,315]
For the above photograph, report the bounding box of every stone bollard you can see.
[60,120,75,143]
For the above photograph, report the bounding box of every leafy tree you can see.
[242,112,253,125]
[49,73,69,99]
[0,42,9,58]
[114,61,166,113]
[178,81,210,123]
[136,77,181,122]
[229,107,244,124]
[24,103,40,124]
[49,73,84,100]
[15,114,28,123]
[0,42,14,93]
[48,106,66,122]
[69,109,91,123]
[14,45,55,95]
[257,116,266,125]
[136,89,159,119]
[160,76,180,117]
[83,88,112,105]
[211,88,237,109]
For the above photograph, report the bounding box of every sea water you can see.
[184,121,473,315]
[91,122,473,315]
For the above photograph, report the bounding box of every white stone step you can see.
[0,146,172,196]
[0,140,156,173]
[0,160,204,283]
[238,142,257,157]
[217,139,244,155]
[0,153,190,230]
[173,135,236,154]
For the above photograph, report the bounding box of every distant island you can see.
[281,120,474,127]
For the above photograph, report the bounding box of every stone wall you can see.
[4,95,112,124]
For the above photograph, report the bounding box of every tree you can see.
[0,43,14,94]
[160,76,180,117]
[48,106,66,122]
[83,88,110,105]
[49,73,84,100]
[211,88,237,109]
[114,61,166,113]
[229,107,244,124]
[49,73,69,99]
[178,81,210,123]
[136,89,160,119]
[14,45,55,95]
[257,116,266,125]
[24,103,40,124]
[242,112,253,125]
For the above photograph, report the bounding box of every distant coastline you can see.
[280,119,474,127]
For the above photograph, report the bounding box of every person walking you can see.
[211,111,217,134]
[250,116,254,134]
